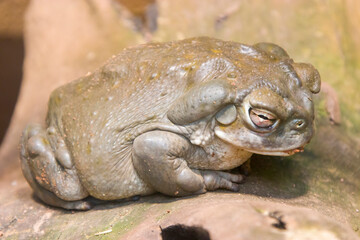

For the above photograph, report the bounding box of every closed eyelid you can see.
[249,100,287,120]
[244,87,289,120]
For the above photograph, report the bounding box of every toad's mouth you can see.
[245,147,304,156]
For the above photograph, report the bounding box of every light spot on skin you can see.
[191,138,202,145]
[227,72,237,79]
[239,45,257,56]
[211,49,222,54]
[47,126,56,135]
[150,73,158,79]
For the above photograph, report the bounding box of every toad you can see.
[20,37,320,210]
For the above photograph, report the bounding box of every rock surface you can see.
[0,0,359,239]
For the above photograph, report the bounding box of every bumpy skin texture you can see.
[20,37,321,210]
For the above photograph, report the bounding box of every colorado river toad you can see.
[20,37,320,210]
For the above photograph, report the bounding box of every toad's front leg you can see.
[132,130,244,197]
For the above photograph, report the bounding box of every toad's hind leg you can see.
[132,131,206,197]
[132,131,245,197]
[20,124,90,210]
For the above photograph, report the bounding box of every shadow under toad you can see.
[237,153,309,199]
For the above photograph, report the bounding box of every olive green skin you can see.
[20,37,320,210]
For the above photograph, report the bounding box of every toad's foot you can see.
[20,124,90,210]
[200,170,244,192]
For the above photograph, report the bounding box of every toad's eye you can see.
[249,108,278,128]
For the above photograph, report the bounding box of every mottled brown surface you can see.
[0,0,359,239]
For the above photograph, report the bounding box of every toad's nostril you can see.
[297,120,304,127]
[293,119,306,130]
